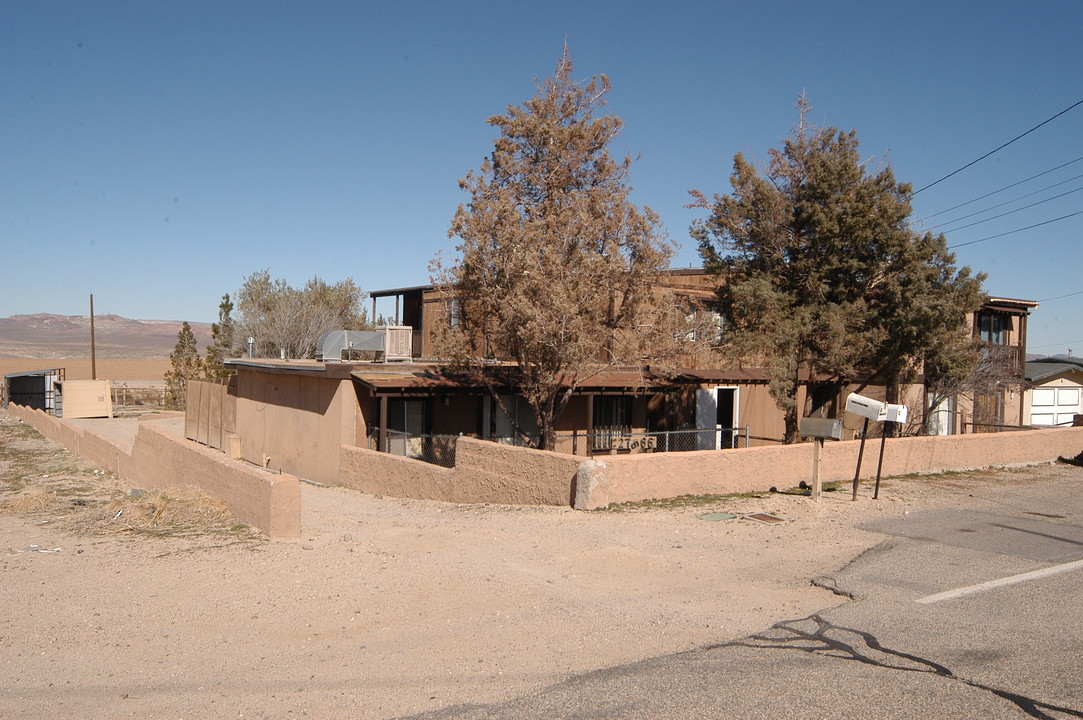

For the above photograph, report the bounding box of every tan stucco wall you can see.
[575,426,1083,509]
[234,372,358,485]
[6,403,300,539]
[340,436,579,505]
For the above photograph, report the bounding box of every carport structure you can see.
[2,367,64,413]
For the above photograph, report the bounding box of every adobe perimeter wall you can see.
[340,436,579,506]
[575,426,1083,509]
[130,424,300,539]
[5,403,300,539]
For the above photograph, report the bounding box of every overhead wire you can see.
[946,210,1083,248]
[920,154,1083,220]
[932,185,1083,233]
[1029,338,1083,350]
[912,99,1083,196]
[929,172,1083,229]
[1036,290,1083,302]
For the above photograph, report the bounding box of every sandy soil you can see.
[2,409,1080,719]
[0,358,172,382]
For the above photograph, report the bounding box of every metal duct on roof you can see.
[315,327,413,362]
[315,330,386,362]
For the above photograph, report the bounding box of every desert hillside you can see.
[0,313,212,381]
[0,313,212,360]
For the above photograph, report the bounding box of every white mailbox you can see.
[845,392,885,421]
[846,392,908,424]
[878,403,909,424]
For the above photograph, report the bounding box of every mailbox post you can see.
[844,393,908,500]
[799,417,843,503]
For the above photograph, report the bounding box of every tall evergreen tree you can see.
[164,321,203,409]
[691,97,985,442]
[203,294,236,379]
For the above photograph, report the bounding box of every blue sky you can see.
[2,1,1081,355]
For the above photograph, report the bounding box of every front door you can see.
[696,387,739,449]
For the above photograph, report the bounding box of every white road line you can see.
[916,559,1083,604]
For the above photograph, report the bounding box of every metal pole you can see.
[378,396,388,453]
[851,417,870,501]
[89,294,97,380]
[873,421,892,499]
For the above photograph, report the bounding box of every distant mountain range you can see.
[0,313,213,359]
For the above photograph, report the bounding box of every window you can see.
[490,395,539,445]
[978,313,1009,345]
[593,396,632,450]
[699,306,724,343]
[448,298,461,328]
[684,302,724,344]
[596,396,632,432]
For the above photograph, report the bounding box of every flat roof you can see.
[984,296,1040,310]
[225,358,326,371]
[4,368,63,379]
[351,366,771,395]
[368,284,435,298]
[368,268,714,299]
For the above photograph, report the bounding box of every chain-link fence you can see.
[558,426,749,455]
[366,425,749,467]
[367,429,458,468]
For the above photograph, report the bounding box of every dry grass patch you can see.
[65,486,256,538]
[2,412,258,540]
[3,486,66,514]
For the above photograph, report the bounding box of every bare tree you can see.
[234,270,368,359]
[924,340,1022,434]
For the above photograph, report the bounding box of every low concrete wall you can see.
[5,404,300,539]
[131,424,300,539]
[72,422,131,478]
[340,436,579,506]
[576,426,1083,509]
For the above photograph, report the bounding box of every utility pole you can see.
[89,294,97,380]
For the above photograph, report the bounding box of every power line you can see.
[912,99,1083,196]
[929,172,1083,228]
[920,155,1083,220]
[1029,338,1083,350]
[947,210,1083,248]
[933,185,1083,233]
[1036,290,1083,302]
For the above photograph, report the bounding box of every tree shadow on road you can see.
[714,614,1082,720]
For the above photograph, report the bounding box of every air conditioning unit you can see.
[379,326,413,362]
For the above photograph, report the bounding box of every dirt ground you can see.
[2,409,1080,720]
[0,358,171,382]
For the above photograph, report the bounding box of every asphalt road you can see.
[400,471,1083,719]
